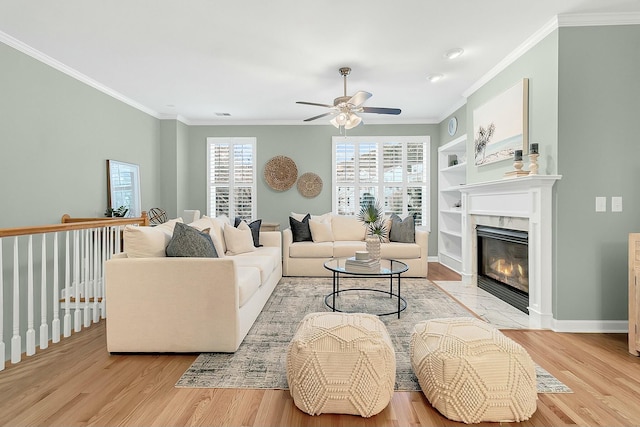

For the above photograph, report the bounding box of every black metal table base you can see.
[325,270,406,318]
[324,288,407,318]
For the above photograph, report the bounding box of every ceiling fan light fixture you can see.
[444,48,464,59]
[344,113,361,129]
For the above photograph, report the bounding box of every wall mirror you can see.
[107,159,141,217]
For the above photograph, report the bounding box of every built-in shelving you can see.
[437,134,467,273]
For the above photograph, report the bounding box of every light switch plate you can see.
[595,196,607,212]
[612,196,623,212]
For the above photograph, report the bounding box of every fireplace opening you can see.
[476,225,529,314]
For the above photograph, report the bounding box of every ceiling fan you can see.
[297,67,401,130]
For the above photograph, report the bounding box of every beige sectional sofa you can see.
[105,216,282,353]
[283,213,428,277]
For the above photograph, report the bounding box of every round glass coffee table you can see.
[323,258,408,318]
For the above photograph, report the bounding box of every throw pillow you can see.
[223,223,256,255]
[309,218,334,243]
[234,217,263,247]
[389,213,416,243]
[289,214,312,242]
[291,211,331,222]
[189,217,226,258]
[166,222,218,258]
[123,217,184,258]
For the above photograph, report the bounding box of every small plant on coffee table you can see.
[358,201,387,242]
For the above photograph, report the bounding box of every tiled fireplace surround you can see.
[459,175,561,329]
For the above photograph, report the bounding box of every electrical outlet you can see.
[595,196,607,212]
[612,196,623,212]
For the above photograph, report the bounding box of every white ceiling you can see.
[1,0,639,125]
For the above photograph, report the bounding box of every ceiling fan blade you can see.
[348,91,372,107]
[361,106,402,115]
[296,101,333,108]
[303,111,334,122]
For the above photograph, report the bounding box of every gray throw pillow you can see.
[166,222,218,257]
[289,213,312,242]
[389,213,416,243]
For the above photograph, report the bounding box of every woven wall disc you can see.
[264,155,298,191]
[297,172,323,198]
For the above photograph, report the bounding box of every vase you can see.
[366,236,381,260]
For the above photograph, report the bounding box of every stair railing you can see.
[0,212,148,370]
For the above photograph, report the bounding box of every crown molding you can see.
[463,12,640,99]
[558,11,640,26]
[184,117,436,126]
[0,30,160,119]
[463,16,559,98]
[437,97,467,124]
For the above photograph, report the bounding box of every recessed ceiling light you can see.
[215,112,231,116]
[444,48,464,59]
[165,104,175,108]
[427,73,444,83]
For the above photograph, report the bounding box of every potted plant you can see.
[358,200,387,260]
[104,206,129,218]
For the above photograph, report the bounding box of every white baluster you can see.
[0,238,5,371]
[92,228,100,323]
[11,237,21,363]
[101,226,107,319]
[52,232,60,343]
[83,229,91,327]
[73,230,81,333]
[26,235,36,356]
[40,234,49,350]
[63,231,71,337]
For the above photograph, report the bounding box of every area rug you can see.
[176,277,572,393]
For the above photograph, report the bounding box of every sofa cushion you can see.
[249,246,281,259]
[331,215,366,241]
[289,241,334,258]
[290,214,312,242]
[234,217,263,247]
[309,218,334,243]
[189,217,226,258]
[202,215,229,256]
[333,241,367,258]
[233,253,277,283]
[236,266,261,307]
[390,214,416,243]
[380,242,421,259]
[166,222,218,258]
[291,211,331,222]
[123,218,183,258]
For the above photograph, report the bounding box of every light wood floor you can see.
[1,263,640,426]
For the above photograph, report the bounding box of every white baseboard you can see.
[551,319,628,333]
[427,256,439,262]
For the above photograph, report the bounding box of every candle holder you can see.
[528,153,539,175]
[504,152,530,178]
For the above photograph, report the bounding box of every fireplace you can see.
[476,226,529,313]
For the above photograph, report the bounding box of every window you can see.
[207,137,256,219]
[332,136,430,229]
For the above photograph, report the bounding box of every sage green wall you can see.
[159,119,190,218]
[1,40,161,361]
[466,30,559,183]
[185,124,441,255]
[0,42,162,228]
[555,25,640,321]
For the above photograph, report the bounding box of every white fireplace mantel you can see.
[459,175,561,329]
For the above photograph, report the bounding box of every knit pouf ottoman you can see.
[286,312,396,417]
[410,317,537,424]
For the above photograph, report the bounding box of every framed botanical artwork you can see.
[473,78,529,166]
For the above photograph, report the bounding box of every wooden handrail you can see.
[0,212,149,238]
